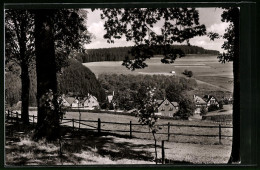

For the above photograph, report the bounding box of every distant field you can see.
[83,55,233,92]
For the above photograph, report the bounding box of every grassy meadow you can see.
[83,55,233,92]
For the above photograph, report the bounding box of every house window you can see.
[161,107,165,111]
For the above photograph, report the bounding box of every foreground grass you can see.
[5,122,231,166]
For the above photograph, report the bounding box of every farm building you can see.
[61,96,76,107]
[193,95,207,114]
[83,94,99,110]
[155,98,179,117]
[203,95,219,107]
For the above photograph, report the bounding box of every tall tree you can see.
[208,7,240,163]
[33,9,91,140]
[33,9,59,140]
[5,10,34,124]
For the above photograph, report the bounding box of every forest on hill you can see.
[98,73,198,110]
[5,59,106,108]
[74,45,219,63]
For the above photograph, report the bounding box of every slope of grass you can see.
[5,121,231,166]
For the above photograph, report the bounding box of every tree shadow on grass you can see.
[5,123,192,165]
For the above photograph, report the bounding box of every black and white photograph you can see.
[4,6,242,166]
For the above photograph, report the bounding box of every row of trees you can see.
[75,45,219,63]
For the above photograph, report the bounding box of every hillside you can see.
[74,45,219,63]
[5,59,105,108]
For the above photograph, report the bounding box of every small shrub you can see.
[200,106,208,116]
[187,71,193,77]
[208,104,219,112]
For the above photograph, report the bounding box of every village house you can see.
[193,95,207,114]
[155,98,179,117]
[61,96,75,107]
[83,94,100,110]
[61,94,99,109]
[203,95,219,107]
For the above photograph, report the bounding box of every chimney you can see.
[193,95,196,99]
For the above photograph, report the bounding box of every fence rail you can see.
[5,110,233,144]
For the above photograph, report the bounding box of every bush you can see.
[175,98,196,120]
[187,71,193,77]
[200,106,208,116]
[218,101,224,109]
[208,104,219,112]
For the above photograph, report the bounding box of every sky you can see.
[84,8,229,53]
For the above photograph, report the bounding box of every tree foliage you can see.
[75,45,218,63]
[99,8,206,70]
[208,7,240,163]
[175,97,196,120]
[99,74,197,111]
[57,59,106,102]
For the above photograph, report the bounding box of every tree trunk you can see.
[20,60,30,124]
[19,20,30,125]
[34,10,60,141]
[152,132,158,164]
[228,7,240,163]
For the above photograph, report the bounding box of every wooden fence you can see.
[5,110,233,164]
[5,110,232,144]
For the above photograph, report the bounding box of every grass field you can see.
[6,122,232,165]
[83,55,233,92]
[24,110,232,146]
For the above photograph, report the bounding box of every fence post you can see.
[167,122,170,141]
[16,112,18,122]
[162,140,165,164]
[7,110,10,120]
[72,119,74,132]
[130,121,132,138]
[98,118,101,134]
[219,124,222,144]
[78,119,81,130]
[11,111,13,123]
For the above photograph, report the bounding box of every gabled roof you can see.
[158,98,178,108]
[203,95,218,103]
[171,102,179,107]
[84,94,98,102]
[64,97,76,105]
[194,95,207,105]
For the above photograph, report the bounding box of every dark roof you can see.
[203,95,218,103]
[158,98,178,108]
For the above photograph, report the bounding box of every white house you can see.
[83,94,99,110]
[193,95,207,114]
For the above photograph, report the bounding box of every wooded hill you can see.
[74,45,219,63]
[5,59,106,108]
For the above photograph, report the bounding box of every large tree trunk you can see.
[228,7,240,163]
[20,60,30,124]
[20,19,30,125]
[34,10,60,141]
